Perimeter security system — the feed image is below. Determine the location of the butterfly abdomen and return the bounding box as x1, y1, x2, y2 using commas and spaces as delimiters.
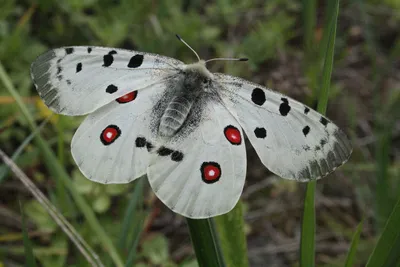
159, 96, 193, 137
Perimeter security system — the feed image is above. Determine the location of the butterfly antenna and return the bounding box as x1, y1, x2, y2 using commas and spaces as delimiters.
205, 57, 248, 63
176, 34, 201, 62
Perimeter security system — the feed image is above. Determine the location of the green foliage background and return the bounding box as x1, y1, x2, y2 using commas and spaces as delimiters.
0, 0, 399, 266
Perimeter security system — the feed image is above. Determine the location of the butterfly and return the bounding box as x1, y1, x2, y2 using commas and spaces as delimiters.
30, 35, 352, 219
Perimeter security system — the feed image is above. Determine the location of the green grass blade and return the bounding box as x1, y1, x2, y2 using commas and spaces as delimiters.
0, 62, 124, 267
375, 118, 393, 230
187, 218, 226, 267
366, 195, 400, 267
20, 202, 38, 267
214, 201, 249, 267
318, 1, 337, 65
125, 214, 146, 267
118, 178, 146, 267
118, 178, 145, 250
302, 0, 318, 102
317, 0, 339, 115
302, 0, 316, 53
300, 1, 339, 267
344, 218, 364, 267
300, 181, 316, 267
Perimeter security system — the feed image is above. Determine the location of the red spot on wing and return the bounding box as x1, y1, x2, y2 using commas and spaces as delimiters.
224, 125, 242, 145
116, 91, 137, 103
201, 162, 221, 184
100, 125, 121, 145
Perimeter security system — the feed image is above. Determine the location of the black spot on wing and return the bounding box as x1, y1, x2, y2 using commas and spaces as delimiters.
128, 54, 144, 68
135, 137, 146, 147
251, 88, 266, 106
65, 47, 74, 54
103, 55, 113, 67
302, 126, 310, 137
76, 62, 82, 73
103, 51, 117, 67
57, 66, 62, 74
106, 84, 118, 94
279, 98, 291, 116
171, 151, 184, 162
254, 127, 267, 138
320, 117, 329, 127
304, 107, 310, 114
157, 146, 173, 156
87, 47, 92, 53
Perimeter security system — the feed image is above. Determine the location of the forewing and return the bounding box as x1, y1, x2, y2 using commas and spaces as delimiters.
215, 73, 352, 181
31, 46, 183, 115
147, 99, 246, 218
71, 82, 167, 184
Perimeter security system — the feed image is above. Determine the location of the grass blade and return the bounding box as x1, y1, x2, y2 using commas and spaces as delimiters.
118, 178, 147, 267
366, 195, 400, 267
302, 0, 318, 102
187, 218, 226, 267
344, 218, 364, 267
302, 0, 316, 53
317, 0, 339, 115
300, 1, 340, 266
118, 178, 145, 250
125, 214, 146, 267
215, 201, 249, 267
300, 181, 316, 267
20, 202, 37, 267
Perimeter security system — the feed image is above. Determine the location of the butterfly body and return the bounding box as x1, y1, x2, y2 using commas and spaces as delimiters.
157, 61, 213, 138
31, 45, 352, 218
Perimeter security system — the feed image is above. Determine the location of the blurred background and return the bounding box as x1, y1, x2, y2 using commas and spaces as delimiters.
0, 0, 399, 266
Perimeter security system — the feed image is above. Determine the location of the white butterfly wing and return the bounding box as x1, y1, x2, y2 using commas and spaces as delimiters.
147, 99, 246, 218
215, 73, 352, 181
71, 82, 167, 184
31, 46, 183, 116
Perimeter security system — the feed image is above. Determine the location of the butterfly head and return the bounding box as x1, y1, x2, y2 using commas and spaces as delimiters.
176, 34, 247, 80
184, 60, 213, 79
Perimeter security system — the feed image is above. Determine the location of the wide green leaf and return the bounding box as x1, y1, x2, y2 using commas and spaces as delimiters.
215, 201, 249, 267
187, 218, 226, 267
